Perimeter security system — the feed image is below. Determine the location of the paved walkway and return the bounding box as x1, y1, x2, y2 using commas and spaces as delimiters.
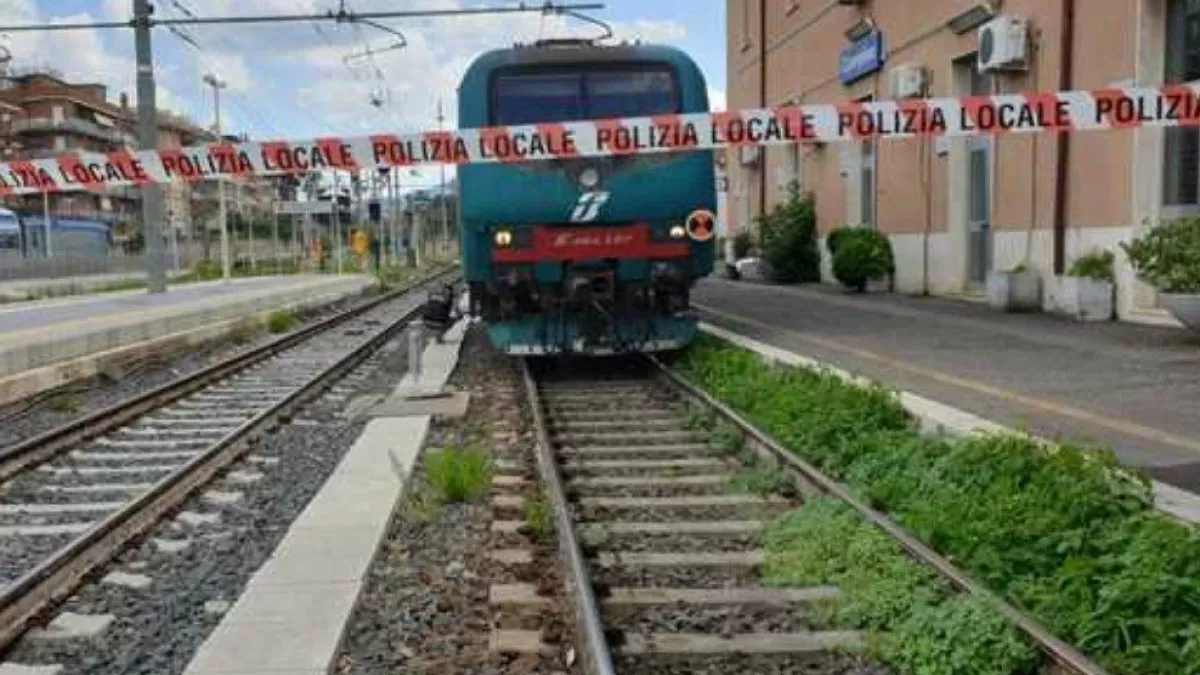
694, 278, 1200, 493
0, 274, 375, 405
0, 276, 312, 332
0, 271, 189, 302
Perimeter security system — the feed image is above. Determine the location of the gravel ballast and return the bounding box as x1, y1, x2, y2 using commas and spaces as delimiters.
0, 297, 424, 675
334, 325, 582, 675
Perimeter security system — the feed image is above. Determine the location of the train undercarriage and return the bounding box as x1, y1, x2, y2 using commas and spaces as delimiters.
470, 260, 697, 355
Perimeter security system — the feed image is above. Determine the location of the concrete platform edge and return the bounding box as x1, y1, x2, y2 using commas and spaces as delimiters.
182, 316, 472, 675
0, 280, 373, 408
698, 322, 1200, 525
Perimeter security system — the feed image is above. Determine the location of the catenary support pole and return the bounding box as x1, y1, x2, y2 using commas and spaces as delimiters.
205, 73, 231, 282
133, 0, 167, 294
40, 188, 51, 259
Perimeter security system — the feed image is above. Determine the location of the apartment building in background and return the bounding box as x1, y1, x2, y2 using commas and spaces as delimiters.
0, 67, 282, 242
726, 0, 1200, 324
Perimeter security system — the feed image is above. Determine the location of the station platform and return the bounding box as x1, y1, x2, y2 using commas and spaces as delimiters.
0, 274, 375, 407
0, 271, 187, 302
694, 278, 1200, 496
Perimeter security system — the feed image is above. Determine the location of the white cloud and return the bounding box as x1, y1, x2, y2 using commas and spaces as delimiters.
3, 0, 697, 145
708, 88, 726, 112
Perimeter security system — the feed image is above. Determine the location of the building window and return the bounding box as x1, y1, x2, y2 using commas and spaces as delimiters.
861, 138, 876, 228
51, 105, 64, 125
1164, 0, 1200, 205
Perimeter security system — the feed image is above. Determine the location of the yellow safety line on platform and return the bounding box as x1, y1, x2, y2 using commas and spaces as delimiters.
695, 303, 1200, 459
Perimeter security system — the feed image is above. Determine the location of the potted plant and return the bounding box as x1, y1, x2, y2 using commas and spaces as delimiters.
1058, 249, 1115, 321
1122, 217, 1200, 331
987, 262, 1042, 312
829, 225, 894, 293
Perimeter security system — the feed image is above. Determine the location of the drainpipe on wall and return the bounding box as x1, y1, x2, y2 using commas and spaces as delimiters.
1052, 0, 1075, 275
758, 0, 768, 224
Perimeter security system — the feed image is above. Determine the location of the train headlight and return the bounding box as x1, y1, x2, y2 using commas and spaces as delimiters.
494, 229, 514, 248
579, 167, 600, 189
669, 225, 686, 240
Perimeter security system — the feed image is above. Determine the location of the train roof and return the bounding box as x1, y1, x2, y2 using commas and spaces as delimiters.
460, 41, 705, 88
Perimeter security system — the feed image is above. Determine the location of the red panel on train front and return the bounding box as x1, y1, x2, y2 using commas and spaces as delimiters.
491, 223, 690, 263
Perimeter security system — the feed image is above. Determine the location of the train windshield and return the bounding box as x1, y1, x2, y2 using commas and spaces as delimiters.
493, 66, 677, 125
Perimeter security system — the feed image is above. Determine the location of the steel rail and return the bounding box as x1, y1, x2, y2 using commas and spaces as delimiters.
0, 269, 459, 654
520, 359, 616, 675
0, 267, 458, 484
652, 357, 1110, 675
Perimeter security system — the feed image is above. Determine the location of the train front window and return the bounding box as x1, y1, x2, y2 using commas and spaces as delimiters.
494, 73, 584, 126
492, 66, 678, 125
587, 70, 676, 119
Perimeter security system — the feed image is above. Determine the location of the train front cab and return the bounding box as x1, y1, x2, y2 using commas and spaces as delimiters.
457, 43, 717, 356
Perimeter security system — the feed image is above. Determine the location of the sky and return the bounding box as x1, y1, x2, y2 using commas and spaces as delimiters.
0, 0, 727, 143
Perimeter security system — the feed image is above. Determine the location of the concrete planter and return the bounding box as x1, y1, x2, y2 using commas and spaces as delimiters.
1161, 293, 1200, 332
987, 270, 1042, 312
1058, 276, 1114, 322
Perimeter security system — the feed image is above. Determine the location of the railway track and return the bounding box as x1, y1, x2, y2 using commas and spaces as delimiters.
0, 268, 458, 654
519, 355, 1111, 675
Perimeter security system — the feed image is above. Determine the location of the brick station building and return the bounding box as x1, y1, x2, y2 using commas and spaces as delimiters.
725, 0, 1200, 324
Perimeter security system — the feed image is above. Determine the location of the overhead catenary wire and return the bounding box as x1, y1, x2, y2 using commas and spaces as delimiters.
0, 4, 608, 32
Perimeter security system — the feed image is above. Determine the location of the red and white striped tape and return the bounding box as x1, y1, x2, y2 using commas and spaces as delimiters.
1, 84, 1197, 197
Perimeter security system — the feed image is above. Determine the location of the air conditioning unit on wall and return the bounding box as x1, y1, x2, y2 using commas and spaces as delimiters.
890, 64, 928, 99
978, 15, 1029, 72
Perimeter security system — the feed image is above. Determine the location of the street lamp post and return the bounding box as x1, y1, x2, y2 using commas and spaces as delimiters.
203, 72, 231, 282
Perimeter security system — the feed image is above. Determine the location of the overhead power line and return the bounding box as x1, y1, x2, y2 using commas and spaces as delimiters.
0, 3, 607, 32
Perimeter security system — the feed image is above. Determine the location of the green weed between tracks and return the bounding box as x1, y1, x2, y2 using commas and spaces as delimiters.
766, 499, 1037, 675
673, 334, 1200, 675
523, 488, 554, 544
424, 446, 492, 504
266, 309, 300, 334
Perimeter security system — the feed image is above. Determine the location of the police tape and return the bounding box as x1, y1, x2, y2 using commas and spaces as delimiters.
2, 84, 1199, 197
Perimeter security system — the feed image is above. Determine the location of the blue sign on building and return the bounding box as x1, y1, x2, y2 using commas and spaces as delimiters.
839, 31, 886, 85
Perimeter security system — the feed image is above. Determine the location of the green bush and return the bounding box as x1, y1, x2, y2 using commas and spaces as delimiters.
673, 334, 1200, 675
1121, 217, 1200, 293
732, 230, 754, 260
831, 227, 894, 292
1068, 249, 1115, 282
756, 183, 820, 283
424, 447, 492, 504
826, 227, 848, 258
